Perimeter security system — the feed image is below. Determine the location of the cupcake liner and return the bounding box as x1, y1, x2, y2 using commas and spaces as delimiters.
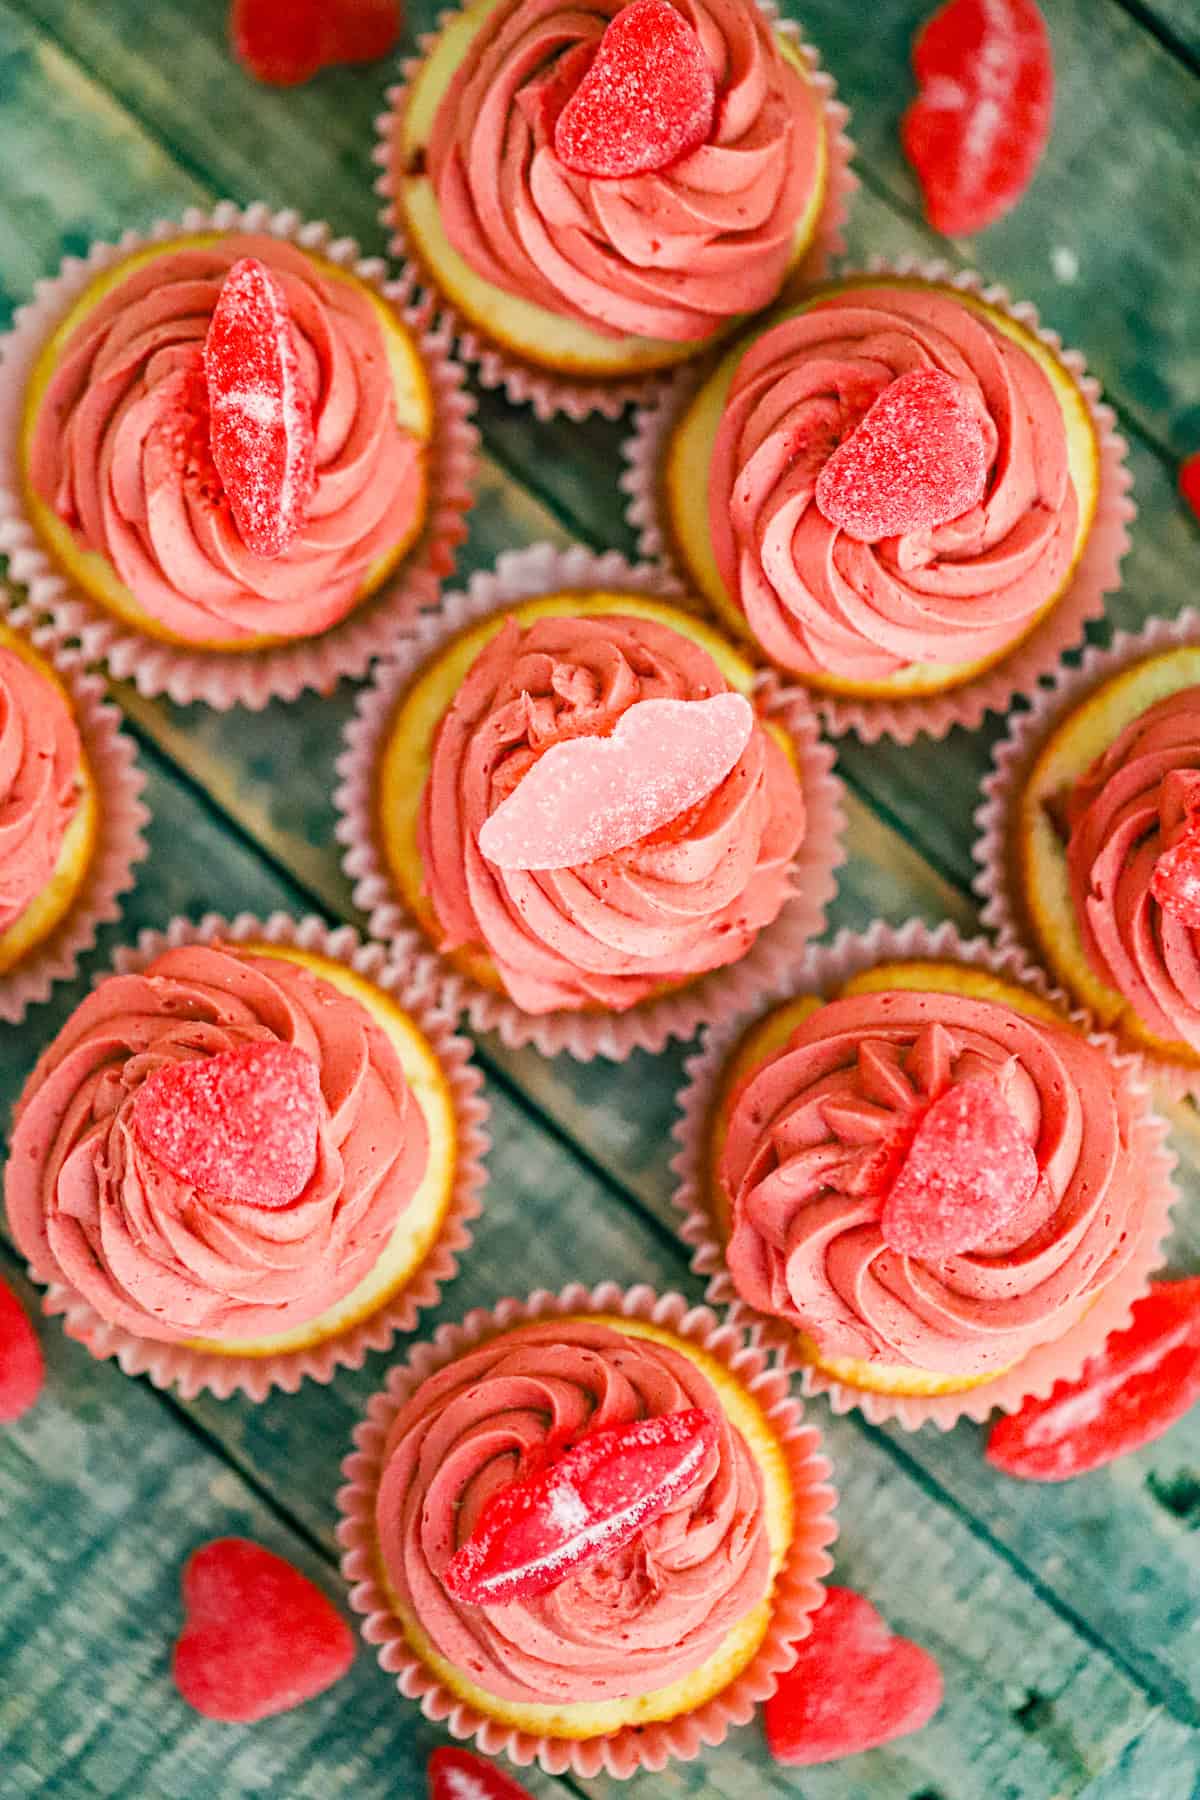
622, 256, 1134, 742
336, 1280, 837, 1779
334, 540, 847, 1060
0, 202, 478, 711
671, 917, 1178, 1430
35, 912, 489, 1401
374, 2, 856, 422
0, 604, 147, 1024
976, 606, 1200, 1103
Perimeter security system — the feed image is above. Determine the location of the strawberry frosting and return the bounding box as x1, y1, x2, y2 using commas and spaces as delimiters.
1066, 686, 1200, 1051
709, 287, 1081, 680
417, 612, 806, 1013
722, 988, 1144, 1377
423, 0, 822, 342
0, 646, 81, 934
5, 945, 428, 1343
28, 235, 423, 645
374, 1316, 771, 1703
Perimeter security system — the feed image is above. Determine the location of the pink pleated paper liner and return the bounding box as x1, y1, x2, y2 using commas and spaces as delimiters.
622, 256, 1135, 743
670, 917, 1179, 1431
0, 605, 147, 1024
36, 912, 489, 1401
373, 2, 856, 422
0, 202, 478, 711
334, 540, 847, 1060
976, 607, 1200, 1104
336, 1280, 837, 1780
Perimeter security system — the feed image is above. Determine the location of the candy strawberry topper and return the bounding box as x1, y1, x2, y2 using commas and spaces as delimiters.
879, 1079, 1042, 1259
815, 369, 991, 544
1152, 774, 1200, 929
0, 1277, 44, 1426
131, 1041, 322, 1209
203, 256, 316, 558
230, 0, 401, 88
427, 1747, 534, 1800
554, 0, 716, 180
442, 1407, 719, 1607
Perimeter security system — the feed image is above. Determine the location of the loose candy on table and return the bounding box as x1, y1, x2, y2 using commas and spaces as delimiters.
1181, 454, 1200, 525
880, 1078, 1041, 1259
0, 1277, 44, 1425
230, 0, 401, 87
554, 0, 716, 179
427, 1748, 534, 1800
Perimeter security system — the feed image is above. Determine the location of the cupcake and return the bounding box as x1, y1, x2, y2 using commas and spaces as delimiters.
382, 0, 852, 416
336, 545, 845, 1059
0, 613, 145, 1023
0, 205, 476, 708
672, 922, 1176, 1428
338, 1284, 836, 1778
979, 616, 1200, 1099
4, 917, 487, 1398
629, 269, 1131, 739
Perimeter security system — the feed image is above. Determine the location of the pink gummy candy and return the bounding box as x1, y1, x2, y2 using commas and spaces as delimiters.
880, 1079, 1040, 1259
442, 1408, 719, 1607
203, 256, 316, 558
815, 368, 990, 543
0, 1277, 44, 1425
131, 1041, 322, 1209
477, 691, 754, 872
554, 0, 716, 179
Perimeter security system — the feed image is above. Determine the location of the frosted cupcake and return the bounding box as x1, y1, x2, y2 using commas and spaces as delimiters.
338, 1286, 836, 1777
382, 0, 852, 415
4, 920, 487, 1398
631, 271, 1130, 739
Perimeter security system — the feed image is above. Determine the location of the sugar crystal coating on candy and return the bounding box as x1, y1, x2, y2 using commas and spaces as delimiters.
230, 0, 401, 87
476, 691, 755, 872
131, 1041, 322, 1209
764, 1586, 943, 1766
1153, 797, 1200, 929
173, 1537, 354, 1722
442, 1407, 719, 1606
0, 1277, 44, 1425
880, 1078, 1040, 1258
815, 368, 991, 543
203, 256, 316, 557
988, 1279, 1200, 1481
427, 1747, 535, 1800
554, 0, 716, 180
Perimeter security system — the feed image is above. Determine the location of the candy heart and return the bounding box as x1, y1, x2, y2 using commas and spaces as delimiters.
173, 1538, 354, 1722
443, 1407, 719, 1607
554, 0, 716, 179
0, 1277, 44, 1425
765, 1586, 943, 1766
988, 1279, 1200, 1481
427, 1747, 534, 1800
477, 691, 754, 872
901, 0, 1054, 237
815, 368, 990, 543
1153, 810, 1200, 930
880, 1079, 1040, 1259
204, 256, 316, 557
230, 0, 401, 87
1182, 453, 1200, 526
131, 1041, 322, 1209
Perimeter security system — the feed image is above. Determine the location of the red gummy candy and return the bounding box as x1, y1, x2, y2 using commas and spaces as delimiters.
555, 0, 716, 179
230, 0, 401, 87
203, 256, 316, 558
0, 1277, 44, 1425
1153, 813, 1200, 930
815, 369, 990, 543
173, 1538, 354, 1722
131, 1041, 322, 1209
765, 1586, 943, 1766
1182, 453, 1200, 525
881, 1079, 1040, 1259
443, 1407, 719, 1607
428, 1747, 534, 1800
902, 0, 1054, 237
988, 1279, 1200, 1482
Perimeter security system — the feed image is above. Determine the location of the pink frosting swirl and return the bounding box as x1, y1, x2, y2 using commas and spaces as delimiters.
28, 235, 423, 645
425, 0, 821, 342
418, 612, 806, 1012
375, 1316, 770, 1703
5, 944, 428, 1343
722, 988, 1142, 1377
710, 287, 1081, 680
0, 646, 81, 933
1066, 686, 1200, 1052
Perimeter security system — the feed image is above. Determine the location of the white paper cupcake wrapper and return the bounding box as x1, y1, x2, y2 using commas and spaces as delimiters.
0, 202, 478, 710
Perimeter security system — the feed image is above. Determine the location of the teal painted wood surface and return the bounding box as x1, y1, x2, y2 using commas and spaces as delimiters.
0, 2, 1198, 1797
